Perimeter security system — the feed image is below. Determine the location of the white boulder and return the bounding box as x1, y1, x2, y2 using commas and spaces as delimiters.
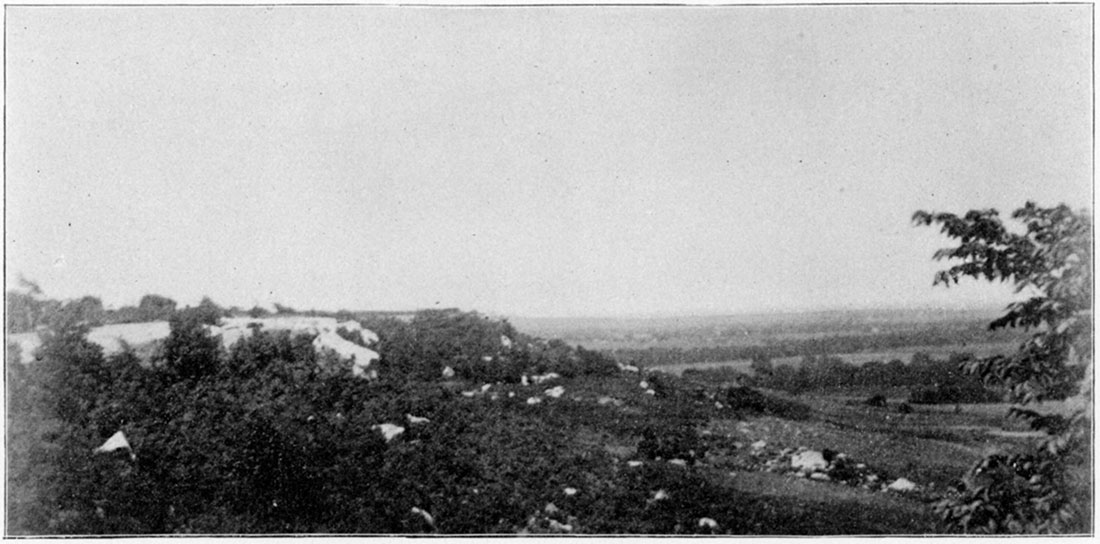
791, 450, 829, 472
887, 478, 918, 492
531, 372, 561, 384
372, 423, 405, 442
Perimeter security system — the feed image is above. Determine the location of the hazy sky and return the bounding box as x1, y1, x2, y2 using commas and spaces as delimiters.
5, 5, 1092, 317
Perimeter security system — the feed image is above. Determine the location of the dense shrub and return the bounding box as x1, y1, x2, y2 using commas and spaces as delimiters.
724, 386, 812, 420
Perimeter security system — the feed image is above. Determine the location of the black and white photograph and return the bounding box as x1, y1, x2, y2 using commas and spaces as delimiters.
3, 2, 1093, 535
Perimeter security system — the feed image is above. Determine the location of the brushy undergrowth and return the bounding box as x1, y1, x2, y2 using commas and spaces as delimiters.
8, 309, 938, 535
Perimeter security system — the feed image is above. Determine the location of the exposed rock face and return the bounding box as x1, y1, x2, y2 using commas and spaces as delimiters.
8, 331, 46, 364
9, 316, 380, 378
8, 322, 173, 364
88, 322, 173, 354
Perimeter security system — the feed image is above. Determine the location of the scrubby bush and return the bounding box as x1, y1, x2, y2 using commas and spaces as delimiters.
724, 386, 812, 420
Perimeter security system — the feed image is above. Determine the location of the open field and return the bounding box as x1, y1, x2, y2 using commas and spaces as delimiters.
769, 341, 1019, 368
643, 341, 1019, 377
509, 308, 1013, 351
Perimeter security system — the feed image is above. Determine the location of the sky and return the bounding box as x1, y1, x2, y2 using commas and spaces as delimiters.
4, 5, 1093, 317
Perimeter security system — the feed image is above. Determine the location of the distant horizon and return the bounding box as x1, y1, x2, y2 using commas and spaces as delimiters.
7, 277, 1012, 321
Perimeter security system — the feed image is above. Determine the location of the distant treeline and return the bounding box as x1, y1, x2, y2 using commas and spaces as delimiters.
5, 281, 382, 334
732, 352, 1003, 403
611, 325, 1021, 369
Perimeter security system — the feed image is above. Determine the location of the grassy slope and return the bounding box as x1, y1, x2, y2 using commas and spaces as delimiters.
531, 372, 998, 534
566, 367, 1065, 534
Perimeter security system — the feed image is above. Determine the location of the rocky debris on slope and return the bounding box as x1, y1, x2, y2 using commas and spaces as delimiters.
522, 502, 579, 534
750, 444, 902, 491
530, 372, 561, 385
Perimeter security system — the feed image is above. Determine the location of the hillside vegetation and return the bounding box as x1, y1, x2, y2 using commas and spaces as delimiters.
7, 295, 972, 535
6, 282, 1087, 534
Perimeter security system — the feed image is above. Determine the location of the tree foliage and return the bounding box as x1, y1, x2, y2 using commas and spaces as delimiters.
913, 202, 1092, 534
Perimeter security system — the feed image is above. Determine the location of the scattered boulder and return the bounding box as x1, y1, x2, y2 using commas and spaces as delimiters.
531, 372, 561, 384
698, 517, 719, 530
545, 386, 565, 398
372, 423, 405, 442
410, 506, 435, 528
887, 477, 918, 492
791, 450, 828, 472
94, 430, 134, 459
442, 366, 456, 378
547, 519, 573, 533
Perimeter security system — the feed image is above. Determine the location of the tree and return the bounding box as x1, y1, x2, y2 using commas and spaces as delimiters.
53, 296, 106, 329
137, 294, 177, 322
161, 311, 222, 380
913, 202, 1091, 533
